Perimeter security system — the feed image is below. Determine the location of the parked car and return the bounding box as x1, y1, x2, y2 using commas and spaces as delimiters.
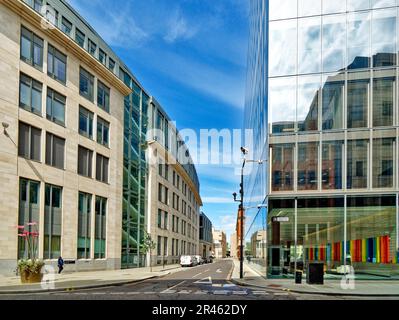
180, 255, 197, 267
194, 255, 204, 265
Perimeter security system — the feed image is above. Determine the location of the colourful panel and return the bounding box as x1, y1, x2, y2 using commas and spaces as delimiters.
376, 237, 381, 263
362, 239, 367, 263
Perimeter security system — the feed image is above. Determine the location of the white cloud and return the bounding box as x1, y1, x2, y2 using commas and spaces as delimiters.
164, 9, 198, 43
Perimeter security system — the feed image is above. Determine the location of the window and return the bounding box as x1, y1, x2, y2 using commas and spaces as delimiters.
78, 192, 91, 259
163, 237, 168, 256
88, 39, 97, 56
108, 58, 115, 72
19, 73, 42, 115
75, 28, 85, 48
157, 236, 162, 256
79, 106, 93, 139
79, 67, 94, 101
78, 146, 93, 178
95, 196, 107, 259
48, 45, 67, 84
158, 209, 162, 228
164, 212, 168, 230
158, 184, 168, 204
96, 154, 109, 183
45, 5, 58, 26
18, 122, 41, 161
18, 178, 40, 259
46, 88, 66, 126
44, 184, 62, 259
97, 81, 110, 112
347, 140, 368, 189
20, 26, 43, 68
46, 132, 65, 169
97, 117, 109, 147
61, 17, 72, 36
99, 49, 107, 65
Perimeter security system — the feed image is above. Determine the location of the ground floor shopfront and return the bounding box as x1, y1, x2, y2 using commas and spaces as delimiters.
248, 194, 399, 280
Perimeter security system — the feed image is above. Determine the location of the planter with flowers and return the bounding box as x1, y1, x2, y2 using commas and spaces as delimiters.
17, 222, 44, 284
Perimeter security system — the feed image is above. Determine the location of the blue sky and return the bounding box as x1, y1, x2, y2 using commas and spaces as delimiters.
67, 0, 250, 242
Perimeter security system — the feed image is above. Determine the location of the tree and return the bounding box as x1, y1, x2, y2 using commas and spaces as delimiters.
142, 231, 157, 272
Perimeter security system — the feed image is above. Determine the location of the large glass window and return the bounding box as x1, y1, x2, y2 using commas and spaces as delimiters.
322, 141, 343, 190
373, 69, 395, 127
20, 26, 43, 69
347, 71, 370, 129
88, 39, 97, 56
44, 184, 62, 259
348, 0, 371, 11
78, 192, 91, 259
18, 178, 40, 259
298, 0, 321, 17
298, 16, 321, 74
79, 106, 93, 139
48, 45, 67, 84
372, 8, 397, 67
348, 12, 371, 69
267, 199, 295, 276
297, 75, 320, 132
269, 20, 297, 77
46, 88, 66, 126
322, 75, 344, 130
347, 196, 396, 276
297, 198, 345, 275
79, 68, 94, 102
18, 122, 41, 162
269, 0, 297, 20
271, 144, 294, 191
78, 146, 93, 178
97, 81, 110, 112
347, 139, 369, 189
19, 73, 42, 115
96, 154, 109, 183
97, 117, 109, 147
322, 14, 346, 72
322, 0, 346, 14
269, 77, 296, 134
298, 142, 318, 191
373, 138, 394, 188
45, 132, 65, 169
95, 196, 107, 259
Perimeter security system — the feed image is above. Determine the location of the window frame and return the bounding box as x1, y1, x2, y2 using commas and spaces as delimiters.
79, 106, 94, 139
96, 153, 109, 184
97, 116, 110, 147
18, 122, 41, 162
19, 73, 42, 116
45, 132, 65, 170
97, 80, 110, 112
79, 67, 94, 102
46, 87, 66, 126
20, 25, 43, 69
78, 145, 93, 178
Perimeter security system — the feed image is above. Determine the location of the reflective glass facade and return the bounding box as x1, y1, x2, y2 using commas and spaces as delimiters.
245, 0, 399, 279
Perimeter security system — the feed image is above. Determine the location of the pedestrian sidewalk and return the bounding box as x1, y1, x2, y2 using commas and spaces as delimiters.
230, 259, 399, 297
0, 264, 182, 294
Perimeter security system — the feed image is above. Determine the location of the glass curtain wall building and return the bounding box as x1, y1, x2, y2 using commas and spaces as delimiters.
245, 0, 399, 279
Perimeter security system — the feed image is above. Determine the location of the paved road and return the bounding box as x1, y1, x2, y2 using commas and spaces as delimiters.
0, 259, 397, 300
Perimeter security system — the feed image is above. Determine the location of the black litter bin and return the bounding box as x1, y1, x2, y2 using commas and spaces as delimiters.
295, 271, 302, 284
306, 263, 324, 285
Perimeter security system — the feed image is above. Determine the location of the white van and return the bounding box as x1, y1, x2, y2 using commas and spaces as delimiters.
180, 255, 197, 267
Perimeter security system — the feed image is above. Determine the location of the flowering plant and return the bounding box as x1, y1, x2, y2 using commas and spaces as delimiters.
17, 222, 44, 274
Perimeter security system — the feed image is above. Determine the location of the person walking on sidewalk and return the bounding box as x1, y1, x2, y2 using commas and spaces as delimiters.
58, 256, 64, 274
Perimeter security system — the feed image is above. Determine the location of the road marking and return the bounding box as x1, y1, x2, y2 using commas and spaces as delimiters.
252, 291, 269, 296
194, 290, 208, 295
143, 292, 157, 295
233, 291, 248, 295
216, 269, 223, 273
126, 292, 140, 295
274, 293, 289, 296
160, 289, 177, 294
223, 284, 236, 288
73, 293, 88, 295
213, 290, 230, 295
91, 292, 107, 295
194, 277, 212, 285
165, 280, 186, 291
192, 272, 203, 278
178, 290, 191, 294
204, 269, 210, 273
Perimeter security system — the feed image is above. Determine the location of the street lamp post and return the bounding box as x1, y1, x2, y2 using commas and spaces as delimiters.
233, 147, 267, 279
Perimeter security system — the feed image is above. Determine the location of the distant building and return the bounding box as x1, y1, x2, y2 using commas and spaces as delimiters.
199, 212, 213, 259
212, 228, 226, 259
230, 232, 237, 258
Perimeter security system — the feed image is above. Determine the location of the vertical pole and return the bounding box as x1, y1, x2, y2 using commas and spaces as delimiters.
240, 159, 245, 279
